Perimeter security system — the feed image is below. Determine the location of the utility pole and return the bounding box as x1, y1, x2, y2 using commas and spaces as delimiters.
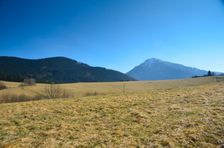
123, 83, 126, 95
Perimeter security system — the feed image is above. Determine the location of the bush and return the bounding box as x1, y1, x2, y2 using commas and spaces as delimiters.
84, 92, 100, 97
0, 84, 73, 104
0, 82, 7, 90
0, 94, 32, 103
38, 84, 72, 99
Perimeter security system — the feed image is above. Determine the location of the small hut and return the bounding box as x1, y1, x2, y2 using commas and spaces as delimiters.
23, 78, 36, 86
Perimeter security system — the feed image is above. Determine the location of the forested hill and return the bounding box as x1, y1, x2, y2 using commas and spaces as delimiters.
0, 56, 134, 83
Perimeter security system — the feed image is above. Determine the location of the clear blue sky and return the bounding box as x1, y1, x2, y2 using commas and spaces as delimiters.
0, 0, 224, 73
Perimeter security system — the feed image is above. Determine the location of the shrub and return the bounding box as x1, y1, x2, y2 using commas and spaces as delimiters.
38, 84, 72, 99
0, 82, 7, 90
0, 84, 73, 104
0, 94, 32, 103
84, 92, 99, 97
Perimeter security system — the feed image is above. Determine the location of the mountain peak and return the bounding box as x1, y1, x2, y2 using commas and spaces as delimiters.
143, 58, 162, 67
145, 58, 161, 62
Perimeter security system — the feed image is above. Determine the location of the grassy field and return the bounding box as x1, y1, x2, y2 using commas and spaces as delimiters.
0, 76, 219, 98
0, 77, 224, 147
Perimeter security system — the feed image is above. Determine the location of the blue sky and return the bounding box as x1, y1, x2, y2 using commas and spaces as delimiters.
0, 0, 224, 73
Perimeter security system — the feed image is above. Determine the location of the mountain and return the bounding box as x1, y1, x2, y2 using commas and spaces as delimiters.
127, 58, 208, 80
0, 56, 134, 83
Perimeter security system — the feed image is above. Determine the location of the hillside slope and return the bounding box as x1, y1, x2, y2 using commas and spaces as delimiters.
0, 56, 134, 83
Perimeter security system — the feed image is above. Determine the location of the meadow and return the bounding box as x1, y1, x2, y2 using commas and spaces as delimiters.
0, 77, 224, 147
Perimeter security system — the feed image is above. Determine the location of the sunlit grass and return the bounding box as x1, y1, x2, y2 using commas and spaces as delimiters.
0, 77, 224, 147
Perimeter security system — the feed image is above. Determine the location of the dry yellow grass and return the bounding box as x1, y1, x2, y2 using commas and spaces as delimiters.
0, 77, 224, 147
0, 77, 219, 98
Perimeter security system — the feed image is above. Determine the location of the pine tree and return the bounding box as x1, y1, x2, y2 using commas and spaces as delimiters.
208, 70, 212, 76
